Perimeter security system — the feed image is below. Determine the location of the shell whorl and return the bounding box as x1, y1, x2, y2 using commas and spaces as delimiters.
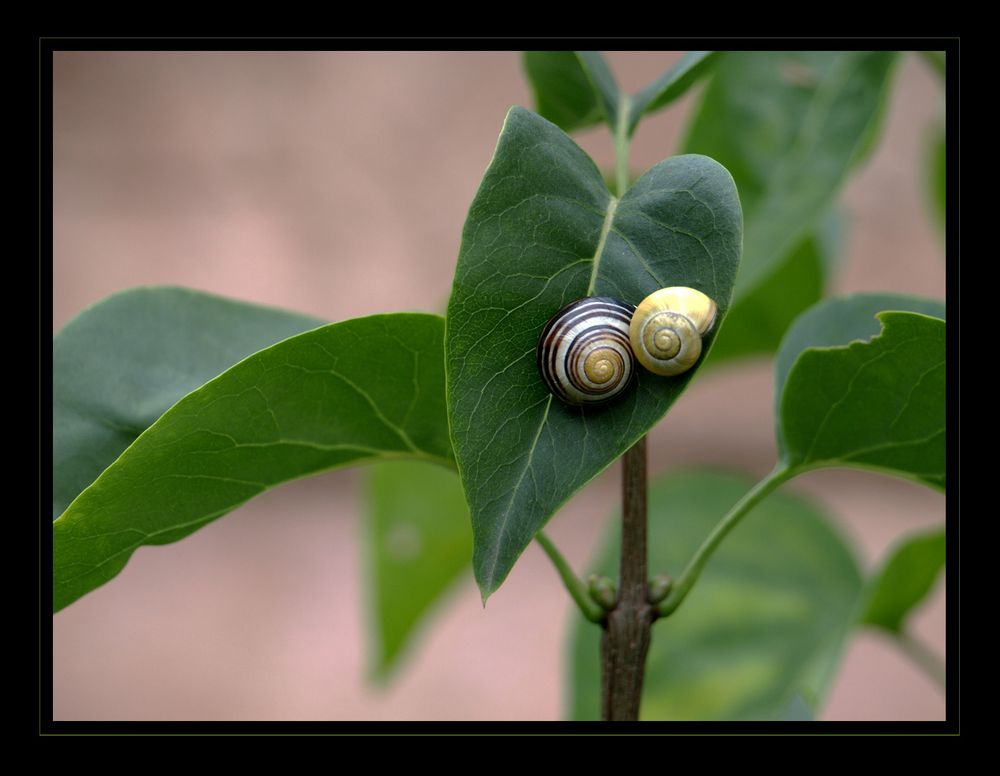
537, 297, 637, 405
629, 287, 718, 376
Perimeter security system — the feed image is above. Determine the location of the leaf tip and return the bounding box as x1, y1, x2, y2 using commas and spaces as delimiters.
477, 570, 502, 607
504, 104, 530, 125
365, 660, 394, 689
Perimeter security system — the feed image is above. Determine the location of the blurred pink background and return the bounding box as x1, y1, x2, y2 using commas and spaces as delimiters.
52, 50, 947, 721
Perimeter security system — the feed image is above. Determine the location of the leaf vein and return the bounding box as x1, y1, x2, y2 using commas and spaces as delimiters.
480, 397, 552, 588
801, 336, 925, 461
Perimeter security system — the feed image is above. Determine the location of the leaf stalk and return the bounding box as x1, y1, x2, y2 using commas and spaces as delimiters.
658, 465, 794, 618
601, 435, 656, 720
535, 531, 605, 623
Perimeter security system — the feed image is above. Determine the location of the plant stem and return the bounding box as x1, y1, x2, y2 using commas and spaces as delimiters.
895, 630, 946, 691
535, 530, 604, 623
601, 435, 655, 721
658, 465, 794, 618
596, 94, 648, 722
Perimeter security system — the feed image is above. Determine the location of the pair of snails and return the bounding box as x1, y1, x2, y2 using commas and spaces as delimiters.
537, 287, 717, 406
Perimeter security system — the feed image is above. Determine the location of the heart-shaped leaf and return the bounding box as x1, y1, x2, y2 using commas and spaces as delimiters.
777, 302, 945, 488
860, 527, 946, 634
54, 313, 451, 612
366, 460, 471, 679
53, 287, 323, 520
570, 471, 862, 720
446, 107, 741, 600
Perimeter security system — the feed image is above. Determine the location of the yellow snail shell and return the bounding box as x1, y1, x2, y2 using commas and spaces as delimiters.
629, 287, 718, 376
537, 297, 637, 405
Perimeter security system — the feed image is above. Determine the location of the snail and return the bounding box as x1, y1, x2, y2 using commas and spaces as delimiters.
537, 297, 637, 405
629, 287, 718, 376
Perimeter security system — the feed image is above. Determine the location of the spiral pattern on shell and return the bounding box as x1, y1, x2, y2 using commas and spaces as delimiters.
537, 297, 637, 405
629, 287, 718, 376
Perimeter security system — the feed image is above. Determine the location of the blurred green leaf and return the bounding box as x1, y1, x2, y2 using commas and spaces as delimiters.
576, 51, 621, 130
53, 287, 322, 519
366, 461, 472, 679
446, 107, 741, 601
777, 308, 945, 489
569, 471, 862, 720
707, 227, 827, 366
919, 50, 946, 80
684, 51, 897, 305
522, 52, 604, 133
524, 51, 718, 138
710, 209, 847, 366
54, 313, 452, 612
779, 693, 815, 721
861, 527, 945, 633
627, 51, 719, 135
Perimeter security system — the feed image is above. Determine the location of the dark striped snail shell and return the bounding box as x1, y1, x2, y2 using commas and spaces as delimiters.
537, 297, 637, 405
629, 287, 718, 376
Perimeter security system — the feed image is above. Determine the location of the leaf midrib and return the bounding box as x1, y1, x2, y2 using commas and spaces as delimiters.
797, 334, 929, 462
480, 188, 622, 590
480, 396, 552, 589
585, 195, 619, 295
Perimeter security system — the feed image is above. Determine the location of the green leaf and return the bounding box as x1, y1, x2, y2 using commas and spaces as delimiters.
861, 527, 945, 634
777, 307, 945, 488
522, 52, 604, 133
683, 51, 897, 303
569, 471, 862, 720
524, 51, 719, 139
706, 223, 831, 366
53, 287, 323, 520
778, 693, 815, 721
919, 50, 946, 80
575, 51, 621, 131
627, 51, 719, 136
775, 293, 945, 404
446, 107, 741, 601
54, 313, 451, 612
365, 460, 471, 679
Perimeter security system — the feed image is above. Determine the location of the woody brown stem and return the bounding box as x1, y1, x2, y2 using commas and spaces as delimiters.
601, 435, 655, 721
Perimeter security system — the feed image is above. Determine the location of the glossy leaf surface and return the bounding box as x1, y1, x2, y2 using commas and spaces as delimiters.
446, 107, 741, 599
53, 287, 322, 519
54, 313, 451, 611
778, 307, 945, 488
